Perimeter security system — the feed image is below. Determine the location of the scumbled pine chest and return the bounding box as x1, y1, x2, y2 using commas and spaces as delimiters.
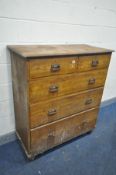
8, 44, 113, 159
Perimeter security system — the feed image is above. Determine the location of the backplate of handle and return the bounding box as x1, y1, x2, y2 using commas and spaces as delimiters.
51, 64, 60, 72
85, 99, 92, 105
91, 60, 99, 67
49, 85, 59, 93
88, 78, 96, 85
48, 108, 57, 116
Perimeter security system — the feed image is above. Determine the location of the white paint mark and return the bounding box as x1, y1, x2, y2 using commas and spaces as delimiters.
71, 60, 76, 68
72, 60, 76, 64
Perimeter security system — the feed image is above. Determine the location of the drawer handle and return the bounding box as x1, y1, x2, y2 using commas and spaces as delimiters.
49, 85, 58, 93
85, 99, 92, 105
91, 60, 99, 67
88, 78, 96, 85
51, 64, 60, 72
48, 109, 57, 116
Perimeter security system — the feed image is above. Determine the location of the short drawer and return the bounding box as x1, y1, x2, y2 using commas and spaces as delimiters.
30, 108, 99, 154
78, 54, 111, 72
29, 56, 77, 79
29, 69, 107, 103
29, 54, 111, 79
30, 87, 103, 128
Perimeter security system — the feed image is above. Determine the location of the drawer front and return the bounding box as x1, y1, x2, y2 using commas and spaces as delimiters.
29, 54, 111, 79
30, 87, 103, 128
78, 54, 111, 72
29, 56, 77, 79
31, 108, 99, 154
29, 69, 107, 103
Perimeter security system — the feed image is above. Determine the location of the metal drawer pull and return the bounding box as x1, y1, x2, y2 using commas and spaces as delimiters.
88, 78, 96, 85
85, 99, 92, 105
51, 64, 60, 72
49, 85, 58, 93
92, 60, 99, 67
48, 109, 57, 116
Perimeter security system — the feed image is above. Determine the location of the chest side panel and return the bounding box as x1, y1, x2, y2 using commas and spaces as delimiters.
11, 53, 30, 152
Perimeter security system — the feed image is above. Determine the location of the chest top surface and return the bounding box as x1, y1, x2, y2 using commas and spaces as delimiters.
8, 44, 113, 58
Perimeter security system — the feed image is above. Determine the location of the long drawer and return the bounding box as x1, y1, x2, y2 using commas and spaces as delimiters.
29, 54, 111, 79
29, 69, 107, 103
30, 108, 99, 154
30, 87, 103, 128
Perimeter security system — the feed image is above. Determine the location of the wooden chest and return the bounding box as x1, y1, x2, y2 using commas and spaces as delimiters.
8, 44, 113, 159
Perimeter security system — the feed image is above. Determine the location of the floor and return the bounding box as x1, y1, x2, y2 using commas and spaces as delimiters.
0, 102, 116, 175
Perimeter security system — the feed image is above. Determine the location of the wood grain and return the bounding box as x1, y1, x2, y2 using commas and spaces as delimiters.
11, 52, 30, 153
29, 69, 108, 103
8, 44, 113, 58
78, 54, 111, 72
29, 56, 77, 79
30, 87, 103, 128
29, 54, 111, 79
31, 108, 99, 155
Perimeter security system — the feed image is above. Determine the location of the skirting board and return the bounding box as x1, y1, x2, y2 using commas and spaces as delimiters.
0, 97, 116, 146
0, 131, 16, 146
100, 97, 116, 108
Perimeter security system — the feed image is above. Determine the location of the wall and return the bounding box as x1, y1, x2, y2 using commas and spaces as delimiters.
0, 0, 116, 136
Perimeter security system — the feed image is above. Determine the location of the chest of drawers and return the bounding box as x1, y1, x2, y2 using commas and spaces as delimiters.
8, 44, 113, 159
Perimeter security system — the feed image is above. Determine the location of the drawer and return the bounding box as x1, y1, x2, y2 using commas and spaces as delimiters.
29, 69, 107, 103
29, 54, 111, 79
30, 108, 99, 154
30, 87, 103, 128
29, 56, 77, 79
78, 54, 111, 72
